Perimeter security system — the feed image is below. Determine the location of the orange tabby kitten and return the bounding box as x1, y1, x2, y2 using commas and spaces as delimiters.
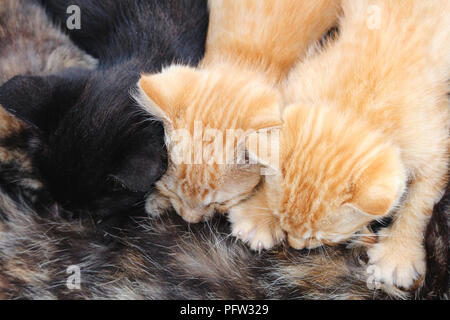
230, 0, 450, 288
135, 0, 340, 226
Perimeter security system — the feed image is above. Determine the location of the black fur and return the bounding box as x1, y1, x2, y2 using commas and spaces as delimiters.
418, 185, 449, 299
0, 0, 209, 223
37, 0, 208, 68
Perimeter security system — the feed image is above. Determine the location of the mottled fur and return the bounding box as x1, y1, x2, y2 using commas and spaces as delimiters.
1, 187, 448, 299
0, 0, 208, 223
0, 0, 96, 85
202, 0, 341, 83
233, 0, 450, 289
0, 0, 96, 152
138, 0, 341, 225
0, 201, 387, 299
37, 0, 208, 69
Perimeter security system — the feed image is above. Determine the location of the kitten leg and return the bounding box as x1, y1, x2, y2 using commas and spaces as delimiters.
367, 166, 447, 289
229, 189, 285, 251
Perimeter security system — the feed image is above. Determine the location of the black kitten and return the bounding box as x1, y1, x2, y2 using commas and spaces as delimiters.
37, 0, 208, 68
0, 0, 209, 224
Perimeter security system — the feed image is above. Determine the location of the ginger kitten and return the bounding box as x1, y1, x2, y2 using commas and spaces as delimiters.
136, 0, 340, 226
231, 0, 450, 289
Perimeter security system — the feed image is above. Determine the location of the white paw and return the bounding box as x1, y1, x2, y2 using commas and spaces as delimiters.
367, 239, 426, 289
231, 216, 285, 252
145, 192, 172, 217
287, 235, 322, 250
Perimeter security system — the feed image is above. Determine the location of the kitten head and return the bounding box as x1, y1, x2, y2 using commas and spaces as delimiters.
262, 104, 407, 249
0, 65, 167, 220
136, 64, 282, 223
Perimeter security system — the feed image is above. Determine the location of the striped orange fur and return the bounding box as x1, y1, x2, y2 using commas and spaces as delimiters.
136, 0, 340, 224
232, 0, 450, 289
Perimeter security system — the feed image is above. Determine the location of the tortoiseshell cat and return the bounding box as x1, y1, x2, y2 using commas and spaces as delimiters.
137, 0, 341, 237
231, 0, 450, 289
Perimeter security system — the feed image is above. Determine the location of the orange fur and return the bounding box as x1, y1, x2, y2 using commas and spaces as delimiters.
233, 0, 450, 289
137, 0, 340, 223
138, 64, 281, 222
202, 0, 340, 83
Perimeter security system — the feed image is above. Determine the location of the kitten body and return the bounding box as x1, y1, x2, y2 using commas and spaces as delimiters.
0, 0, 208, 223
201, 0, 341, 83
37, 0, 208, 69
0, 0, 96, 211
138, 0, 341, 231
233, 0, 450, 289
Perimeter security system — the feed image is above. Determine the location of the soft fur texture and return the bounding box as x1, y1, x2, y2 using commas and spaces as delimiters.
138, 0, 341, 226
0, 0, 97, 218
0, 176, 448, 299
0, 0, 209, 225
0, 0, 96, 85
202, 0, 341, 83
422, 184, 449, 299
0, 0, 448, 301
232, 0, 450, 290
0, 168, 444, 301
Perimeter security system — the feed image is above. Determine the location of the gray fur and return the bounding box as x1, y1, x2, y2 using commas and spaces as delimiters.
0, 0, 96, 85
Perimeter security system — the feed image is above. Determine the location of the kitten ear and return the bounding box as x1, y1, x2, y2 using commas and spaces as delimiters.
239, 96, 283, 173
0, 75, 57, 131
349, 147, 406, 216
242, 127, 281, 175
0, 69, 89, 134
137, 65, 197, 128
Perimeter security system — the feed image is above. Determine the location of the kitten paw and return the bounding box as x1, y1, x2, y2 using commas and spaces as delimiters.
229, 207, 285, 252
145, 192, 172, 217
287, 235, 322, 250
367, 238, 426, 289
